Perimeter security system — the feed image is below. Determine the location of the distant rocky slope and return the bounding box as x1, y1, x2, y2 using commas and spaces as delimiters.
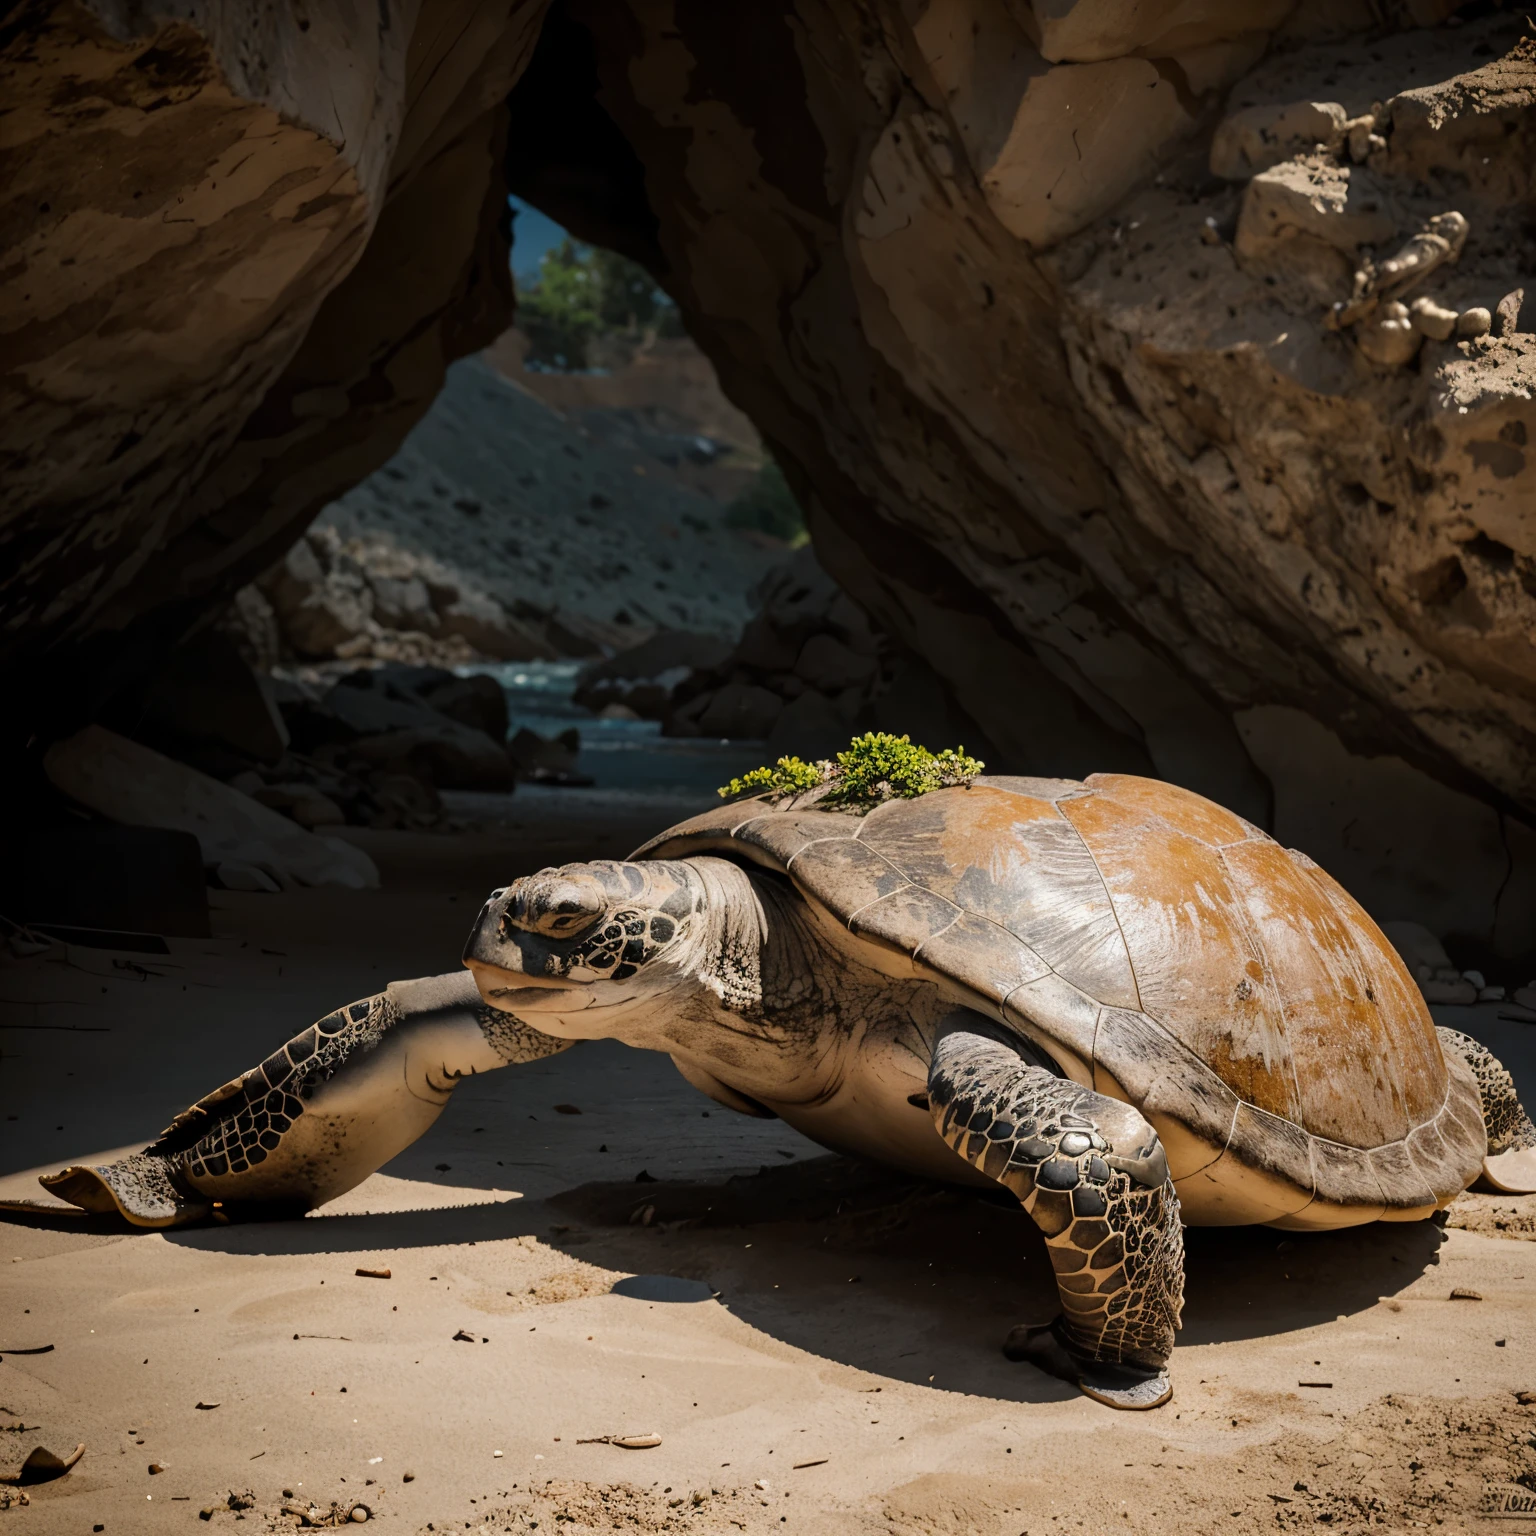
231, 355, 784, 666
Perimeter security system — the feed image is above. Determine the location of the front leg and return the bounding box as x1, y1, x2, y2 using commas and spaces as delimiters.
41, 972, 573, 1227
928, 1027, 1183, 1410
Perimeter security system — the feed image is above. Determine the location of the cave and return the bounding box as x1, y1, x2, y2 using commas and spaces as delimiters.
6, 4, 1536, 1524
2, 0, 1535, 962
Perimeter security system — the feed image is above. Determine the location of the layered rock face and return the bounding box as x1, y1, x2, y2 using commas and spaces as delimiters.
1, 0, 545, 731
552, 0, 1535, 955
3, 0, 1533, 957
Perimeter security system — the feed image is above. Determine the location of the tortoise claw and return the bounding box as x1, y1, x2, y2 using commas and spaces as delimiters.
1004, 1320, 1172, 1410
39, 1154, 209, 1229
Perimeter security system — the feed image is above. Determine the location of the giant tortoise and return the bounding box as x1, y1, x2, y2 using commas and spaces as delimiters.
41, 762, 1536, 1410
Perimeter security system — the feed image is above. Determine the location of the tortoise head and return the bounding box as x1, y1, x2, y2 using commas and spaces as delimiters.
463, 859, 701, 1012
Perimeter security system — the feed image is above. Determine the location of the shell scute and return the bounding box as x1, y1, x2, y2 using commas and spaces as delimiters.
1089, 1006, 1237, 1176
1303, 1139, 1387, 1225
915, 911, 1051, 1005
1056, 787, 1304, 1126
1085, 773, 1262, 847
849, 885, 960, 961
1367, 1137, 1438, 1216
787, 836, 907, 915
856, 784, 1138, 1011
1002, 971, 1101, 1070
740, 813, 858, 869
1219, 838, 1416, 1149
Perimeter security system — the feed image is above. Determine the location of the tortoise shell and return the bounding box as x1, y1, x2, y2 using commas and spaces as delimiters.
634, 773, 1484, 1228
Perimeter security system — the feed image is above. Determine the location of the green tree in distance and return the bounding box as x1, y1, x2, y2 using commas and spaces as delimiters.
518, 239, 684, 371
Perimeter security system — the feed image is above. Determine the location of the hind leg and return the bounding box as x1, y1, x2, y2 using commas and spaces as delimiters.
41, 972, 573, 1227
1436, 1026, 1536, 1193
928, 1026, 1183, 1410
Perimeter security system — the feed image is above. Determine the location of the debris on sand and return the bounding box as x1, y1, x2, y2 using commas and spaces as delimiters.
201, 1490, 255, 1518
0, 1443, 84, 1485
279, 1496, 371, 1526
1450, 1288, 1484, 1301
576, 1433, 663, 1449
195, 1401, 221, 1410
355, 1267, 391, 1280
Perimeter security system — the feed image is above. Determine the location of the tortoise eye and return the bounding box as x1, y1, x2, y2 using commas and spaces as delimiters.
501, 872, 606, 939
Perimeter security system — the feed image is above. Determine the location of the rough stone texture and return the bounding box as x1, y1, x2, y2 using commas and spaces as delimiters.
3, 0, 1535, 963
550, 0, 1535, 957
1, 0, 546, 737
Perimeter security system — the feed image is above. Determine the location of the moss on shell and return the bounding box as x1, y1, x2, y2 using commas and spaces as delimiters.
719, 732, 983, 808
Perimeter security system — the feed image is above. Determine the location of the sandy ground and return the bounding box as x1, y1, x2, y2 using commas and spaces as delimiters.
3, 791, 1536, 1534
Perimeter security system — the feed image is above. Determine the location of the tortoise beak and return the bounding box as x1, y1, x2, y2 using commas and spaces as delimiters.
465, 959, 586, 1013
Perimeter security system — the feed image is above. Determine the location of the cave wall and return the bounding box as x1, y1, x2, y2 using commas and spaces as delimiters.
3, 0, 1534, 957
550, 0, 1535, 954
0, 0, 545, 730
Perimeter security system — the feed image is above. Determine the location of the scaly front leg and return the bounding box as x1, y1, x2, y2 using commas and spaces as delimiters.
41, 972, 572, 1227
928, 1027, 1184, 1410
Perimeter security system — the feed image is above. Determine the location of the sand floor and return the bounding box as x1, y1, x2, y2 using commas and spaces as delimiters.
3, 793, 1535, 1534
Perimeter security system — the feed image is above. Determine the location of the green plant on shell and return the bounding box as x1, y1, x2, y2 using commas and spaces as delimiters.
719, 733, 983, 808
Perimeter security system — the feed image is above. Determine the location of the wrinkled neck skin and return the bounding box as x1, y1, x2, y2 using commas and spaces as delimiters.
501, 857, 898, 1102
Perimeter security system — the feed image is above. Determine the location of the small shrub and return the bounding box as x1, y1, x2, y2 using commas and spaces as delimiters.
719, 733, 982, 808
518, 239, 683, 372
724, 461, 806, 544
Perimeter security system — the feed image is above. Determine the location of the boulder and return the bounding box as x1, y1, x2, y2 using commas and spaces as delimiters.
250, 784, 347, 829
507, 727, 593, 786
136, 631, 290, 766
435, 586, 550, 661
415, 673, 509, 742
1029, 0, 1293, 64
2, 823, 210, 938
1379, 920, 1452, 976
690, 683, 784, 741
337, 665, 509, 741
575, 630, 733, 720
43, 726, 379, 890
765, 688, 852, 761
795, 633, 878, 693
1210, 100, 1349, 180
369, 574, 439, 632
323, 685, 513, 790
257, 537, 380, 660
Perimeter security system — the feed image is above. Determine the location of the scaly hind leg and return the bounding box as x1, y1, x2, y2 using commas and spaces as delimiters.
1436, 1026, 1536, 1193
41, 972, 572, 1227
928, 1026, 1183, 1410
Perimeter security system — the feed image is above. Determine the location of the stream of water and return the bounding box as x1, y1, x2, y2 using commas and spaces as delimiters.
465, 659, 764, 803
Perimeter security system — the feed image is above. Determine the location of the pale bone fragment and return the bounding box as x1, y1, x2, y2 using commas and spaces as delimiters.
1344, 116, 1375, 163
1356, 301, 1422, 366
1495, 288, 1526, 337
1457, 307, 1492, 338
1374, 212, 1468, 297
1331, 212, 1468, 330
1329, 267, 1377, 330
1409, 296, 1458, 341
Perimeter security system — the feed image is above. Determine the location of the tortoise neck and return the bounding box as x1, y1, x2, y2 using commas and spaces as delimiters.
679, 857, 843, 1017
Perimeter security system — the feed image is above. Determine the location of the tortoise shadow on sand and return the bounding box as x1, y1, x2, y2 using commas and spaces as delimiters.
99, 1154, 1448, 1400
